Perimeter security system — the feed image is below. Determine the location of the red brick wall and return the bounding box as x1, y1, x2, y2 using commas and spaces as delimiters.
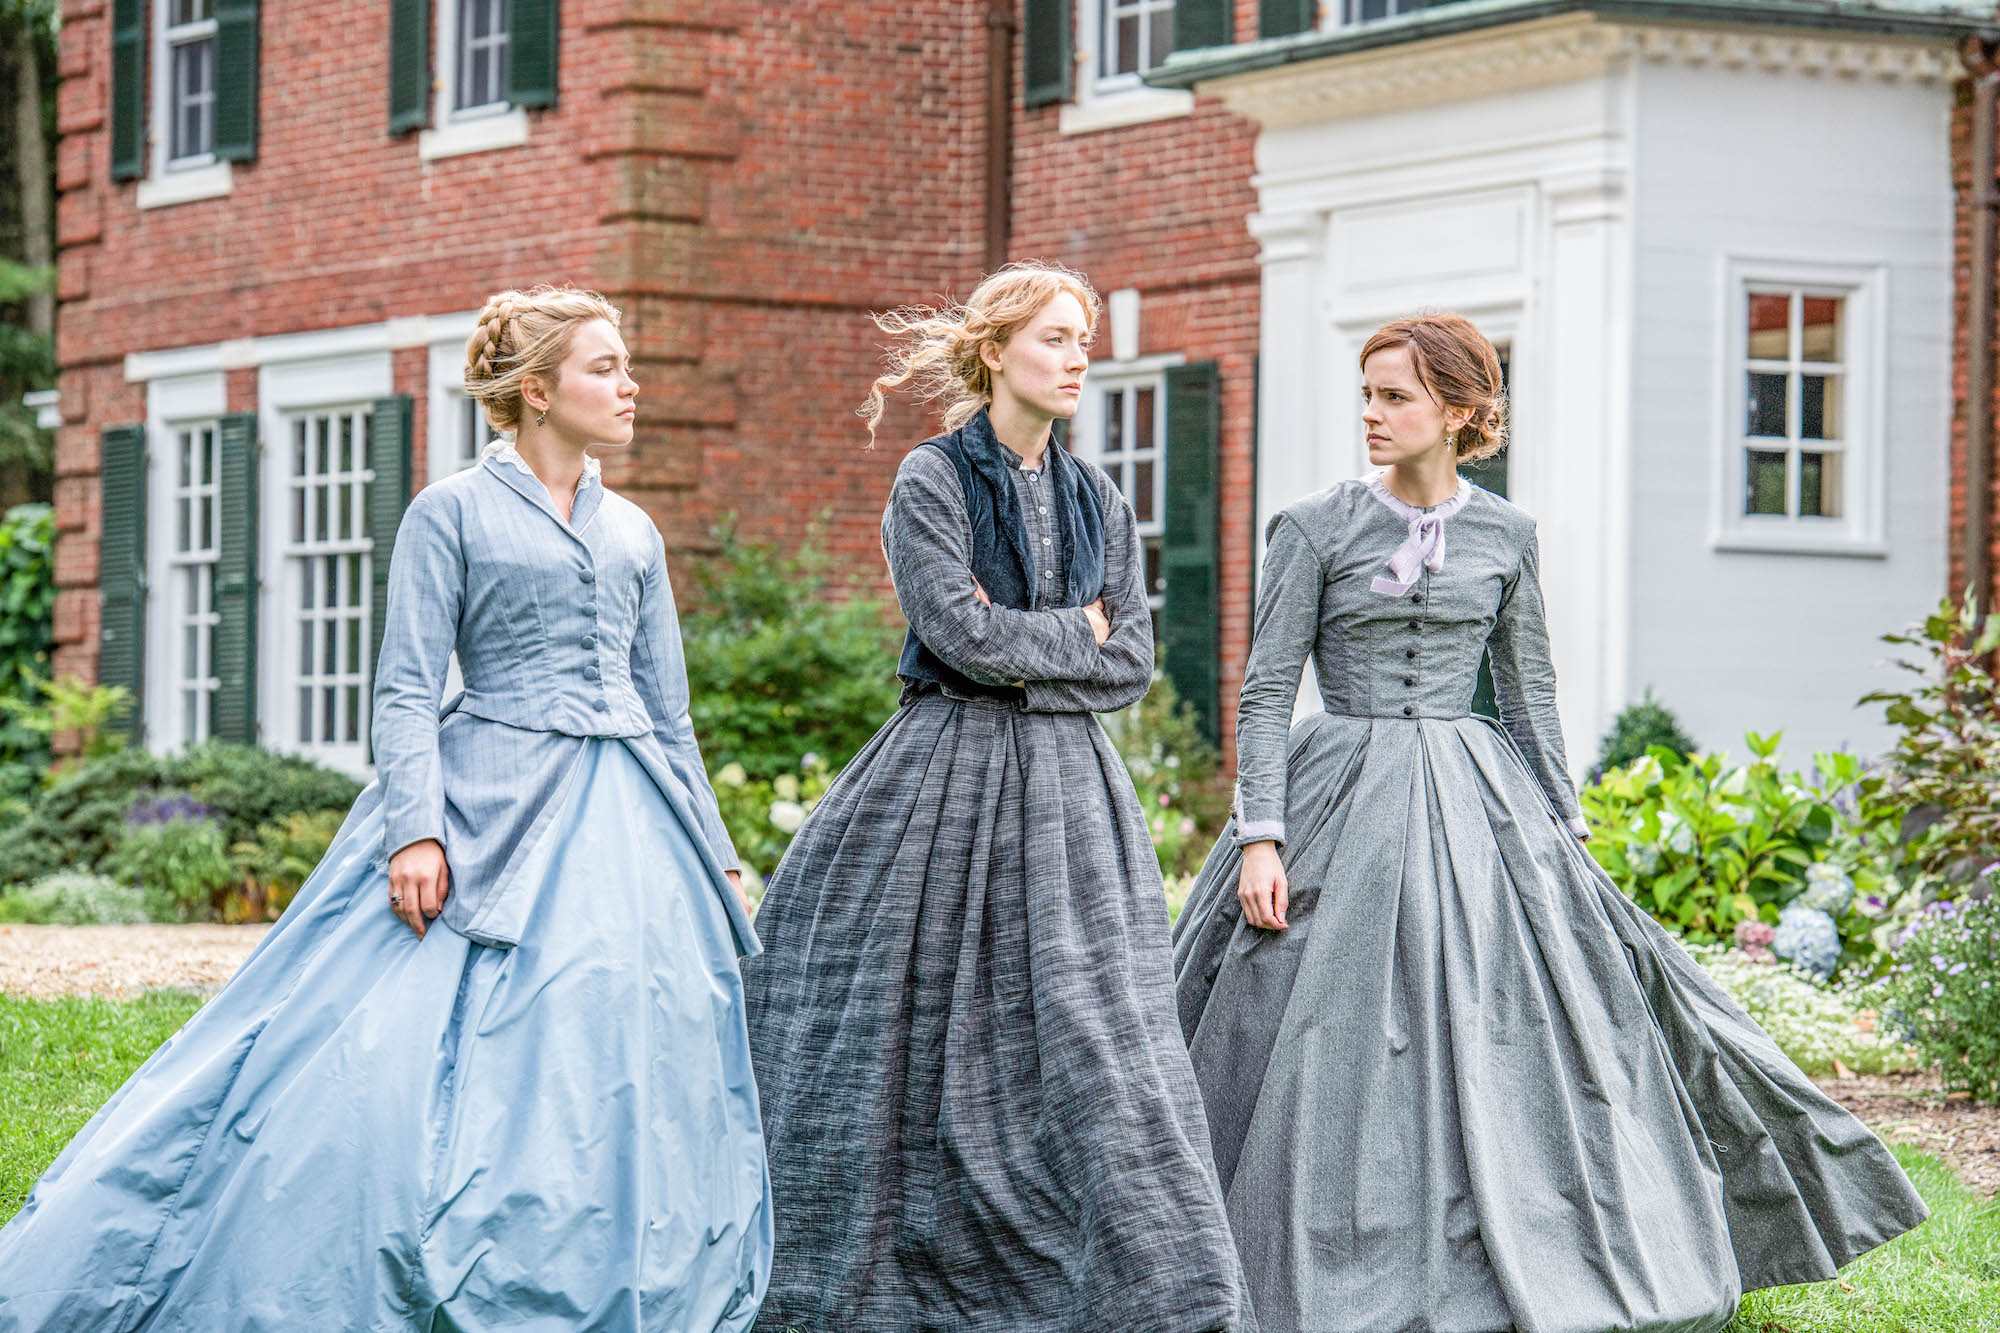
1949, 74, 2000, 605
1008, 5, 1262, 759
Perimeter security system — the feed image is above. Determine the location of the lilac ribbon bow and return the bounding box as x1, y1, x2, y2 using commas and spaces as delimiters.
1371, 513, 1447, 597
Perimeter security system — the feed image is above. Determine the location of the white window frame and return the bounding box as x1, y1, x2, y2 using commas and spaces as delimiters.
257, 352, 393, 779
143, 370, 227, 753
420, 0, 530, 161
1711, 258, 1887, 558
1060, 0, 1193, 136
427, 334, 490, 485
1069, 353, 1185, 611
139, 0, 233, 210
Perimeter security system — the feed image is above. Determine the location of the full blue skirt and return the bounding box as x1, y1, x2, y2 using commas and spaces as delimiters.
0, 738, 771, 1332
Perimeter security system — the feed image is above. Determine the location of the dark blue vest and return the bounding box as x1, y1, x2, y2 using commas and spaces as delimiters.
896, 409, 1107, 701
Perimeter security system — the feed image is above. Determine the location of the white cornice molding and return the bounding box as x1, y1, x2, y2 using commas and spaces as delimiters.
1210, 12, 1956, 128
125, 311, 484, 383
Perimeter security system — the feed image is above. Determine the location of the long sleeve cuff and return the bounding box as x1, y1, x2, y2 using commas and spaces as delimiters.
1565, 815, 1590, 841
1233, 820, 1286, 849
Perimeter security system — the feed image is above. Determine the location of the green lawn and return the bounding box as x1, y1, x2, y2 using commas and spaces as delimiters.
1, 991, 1996, 1331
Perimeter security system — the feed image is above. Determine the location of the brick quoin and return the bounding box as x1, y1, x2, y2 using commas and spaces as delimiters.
1949, 70, 2000, 603
53, 0, 1271, 759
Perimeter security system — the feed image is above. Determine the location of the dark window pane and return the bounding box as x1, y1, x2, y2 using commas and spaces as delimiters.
1104, 390, 1125, 458
1116, 15, 1140, 74
1359, 0, 1390, 22
1746, 372, 1788, 438
1747, 291, 1791, 361
1800, 374, 1841, 440
1144, 538, 1164, 597
1133, 460, 1155, 522
1801, 451, 1843, 519
1745, 449, 1788, 516
1135, 386, 1156, 451
1147, 8, 1172, 69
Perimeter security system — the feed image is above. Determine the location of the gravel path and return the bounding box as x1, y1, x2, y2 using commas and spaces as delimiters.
0, 923, 270, 999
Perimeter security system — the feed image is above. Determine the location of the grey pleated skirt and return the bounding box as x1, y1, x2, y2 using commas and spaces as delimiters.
744, 692, 1255, 1333
1172, 711, 1927, 1333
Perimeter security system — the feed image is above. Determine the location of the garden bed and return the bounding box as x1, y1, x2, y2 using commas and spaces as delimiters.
1819, 1069, 2000, 1200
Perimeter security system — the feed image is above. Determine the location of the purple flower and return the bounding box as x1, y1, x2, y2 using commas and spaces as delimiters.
1934, 954, 1950, 970
1934, 984, 1946, 997
124, 792, 215, 827
1948, 961, 1969, 976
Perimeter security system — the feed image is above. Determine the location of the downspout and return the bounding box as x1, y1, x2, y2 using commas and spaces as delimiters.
1961, 36, 1997, 622
985, 0, 1017, 274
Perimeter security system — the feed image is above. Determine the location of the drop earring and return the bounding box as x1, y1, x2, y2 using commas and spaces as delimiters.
536, 408, 547, 427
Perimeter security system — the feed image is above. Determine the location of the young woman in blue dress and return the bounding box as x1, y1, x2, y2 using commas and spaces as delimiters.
0, 285, 771, 1332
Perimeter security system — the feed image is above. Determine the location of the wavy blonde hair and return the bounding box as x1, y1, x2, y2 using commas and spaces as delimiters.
463, 285, 623, 434
858, 261, 1101, 445
1358, 313, 1510, 461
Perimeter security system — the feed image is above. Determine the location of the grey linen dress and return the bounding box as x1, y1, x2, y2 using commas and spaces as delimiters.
1171, 475, 1927, 1333
742, 444, 1255, 1333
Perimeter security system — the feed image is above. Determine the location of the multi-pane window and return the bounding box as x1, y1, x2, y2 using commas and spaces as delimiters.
452, 394, 485, 471
168, 424, 220, 744
1342, 0, 1431, 23
1099, 380, 1168, 615
1100, 0, 1175, 81
284, 407, 374, 759
1742, 289, 1847, 522
455, 0, 511, 112
165, 0, 217, 162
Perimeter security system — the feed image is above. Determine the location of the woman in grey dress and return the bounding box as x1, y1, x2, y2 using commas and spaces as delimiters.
742, 263, 1253, 1332
1172, 314, 1925, 1333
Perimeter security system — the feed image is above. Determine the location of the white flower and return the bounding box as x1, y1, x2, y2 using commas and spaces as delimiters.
769, 800, 807, 834
801, 752, 821, 769
717, 762, 748, 788
774, 774, 801, 801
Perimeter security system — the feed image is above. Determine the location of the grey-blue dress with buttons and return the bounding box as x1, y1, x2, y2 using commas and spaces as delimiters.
1171, 475, 1925, 1333
0, 444, 772, 1331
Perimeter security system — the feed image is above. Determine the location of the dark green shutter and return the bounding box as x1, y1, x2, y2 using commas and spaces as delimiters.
1174, 0, 1231, 52
1163, 363, 1222, 744
97, 426, 147, 739
1260, 0, 1316, 38
110, 0, 145, 181
389, 0, 431, 134
367, 396, 415, 762
213, 413, 260, 745
1023, 0, 1071, 109
509, 0, 560, 109
213, 0, 260, 161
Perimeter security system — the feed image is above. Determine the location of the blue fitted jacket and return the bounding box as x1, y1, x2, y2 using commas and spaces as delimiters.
359, 444, 753, 954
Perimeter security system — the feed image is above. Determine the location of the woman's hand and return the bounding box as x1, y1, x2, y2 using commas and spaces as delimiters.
1083, 599, 1111, 646
388, 839, 449, 939
971, 575, 991, 606
726, 869, 751, 916
1238, 840, 1288, 931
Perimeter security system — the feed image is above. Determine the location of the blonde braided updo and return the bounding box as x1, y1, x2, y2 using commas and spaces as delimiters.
463, 285, 623, 434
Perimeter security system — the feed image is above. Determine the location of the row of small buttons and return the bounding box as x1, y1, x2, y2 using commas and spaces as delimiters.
1404, 587, 1423, 716
582, 565, 608, 710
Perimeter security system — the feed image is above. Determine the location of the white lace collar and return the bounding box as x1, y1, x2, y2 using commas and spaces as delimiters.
1364, 471, 1470, 522
1364, 472, 1473, 597
482, 438, 602, 492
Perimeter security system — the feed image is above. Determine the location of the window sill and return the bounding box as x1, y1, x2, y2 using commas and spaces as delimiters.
1059, 86, 1194, 136
136, 161, 233, 210
1712, 527, 1887, 559
419, 108, 529, 162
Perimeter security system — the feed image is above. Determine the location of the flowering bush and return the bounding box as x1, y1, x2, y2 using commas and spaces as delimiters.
227, 808, 347, 922
1100, 663, 1230, 878
711, 753, 837, 889
1868, 893, 2000, 1104
106, 798, 235, 922
1686, 941, 1916, 1077
1581, 736, 1899, 968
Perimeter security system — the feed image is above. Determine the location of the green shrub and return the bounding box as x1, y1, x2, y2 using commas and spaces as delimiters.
0, 871, 151, 925
0, 504, 55, 801
1102, 663, 1231, 878
1858, 593, 2000, 900
1594, 688, 1697, 774
683, 522, 903, 780
712, 753, 837, 888
228, 808, 348, 922
1686, 941, 1915, 1077
0, 743, 360, 889
1869, 894, 2000, 1104
1581, 734, 1897, 967
107, 808, 236, 922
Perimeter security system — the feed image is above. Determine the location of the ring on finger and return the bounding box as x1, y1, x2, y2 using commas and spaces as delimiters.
389, 892, 404, 905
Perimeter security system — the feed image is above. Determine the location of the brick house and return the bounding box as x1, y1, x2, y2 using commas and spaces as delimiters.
53, 0, 2000, 784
